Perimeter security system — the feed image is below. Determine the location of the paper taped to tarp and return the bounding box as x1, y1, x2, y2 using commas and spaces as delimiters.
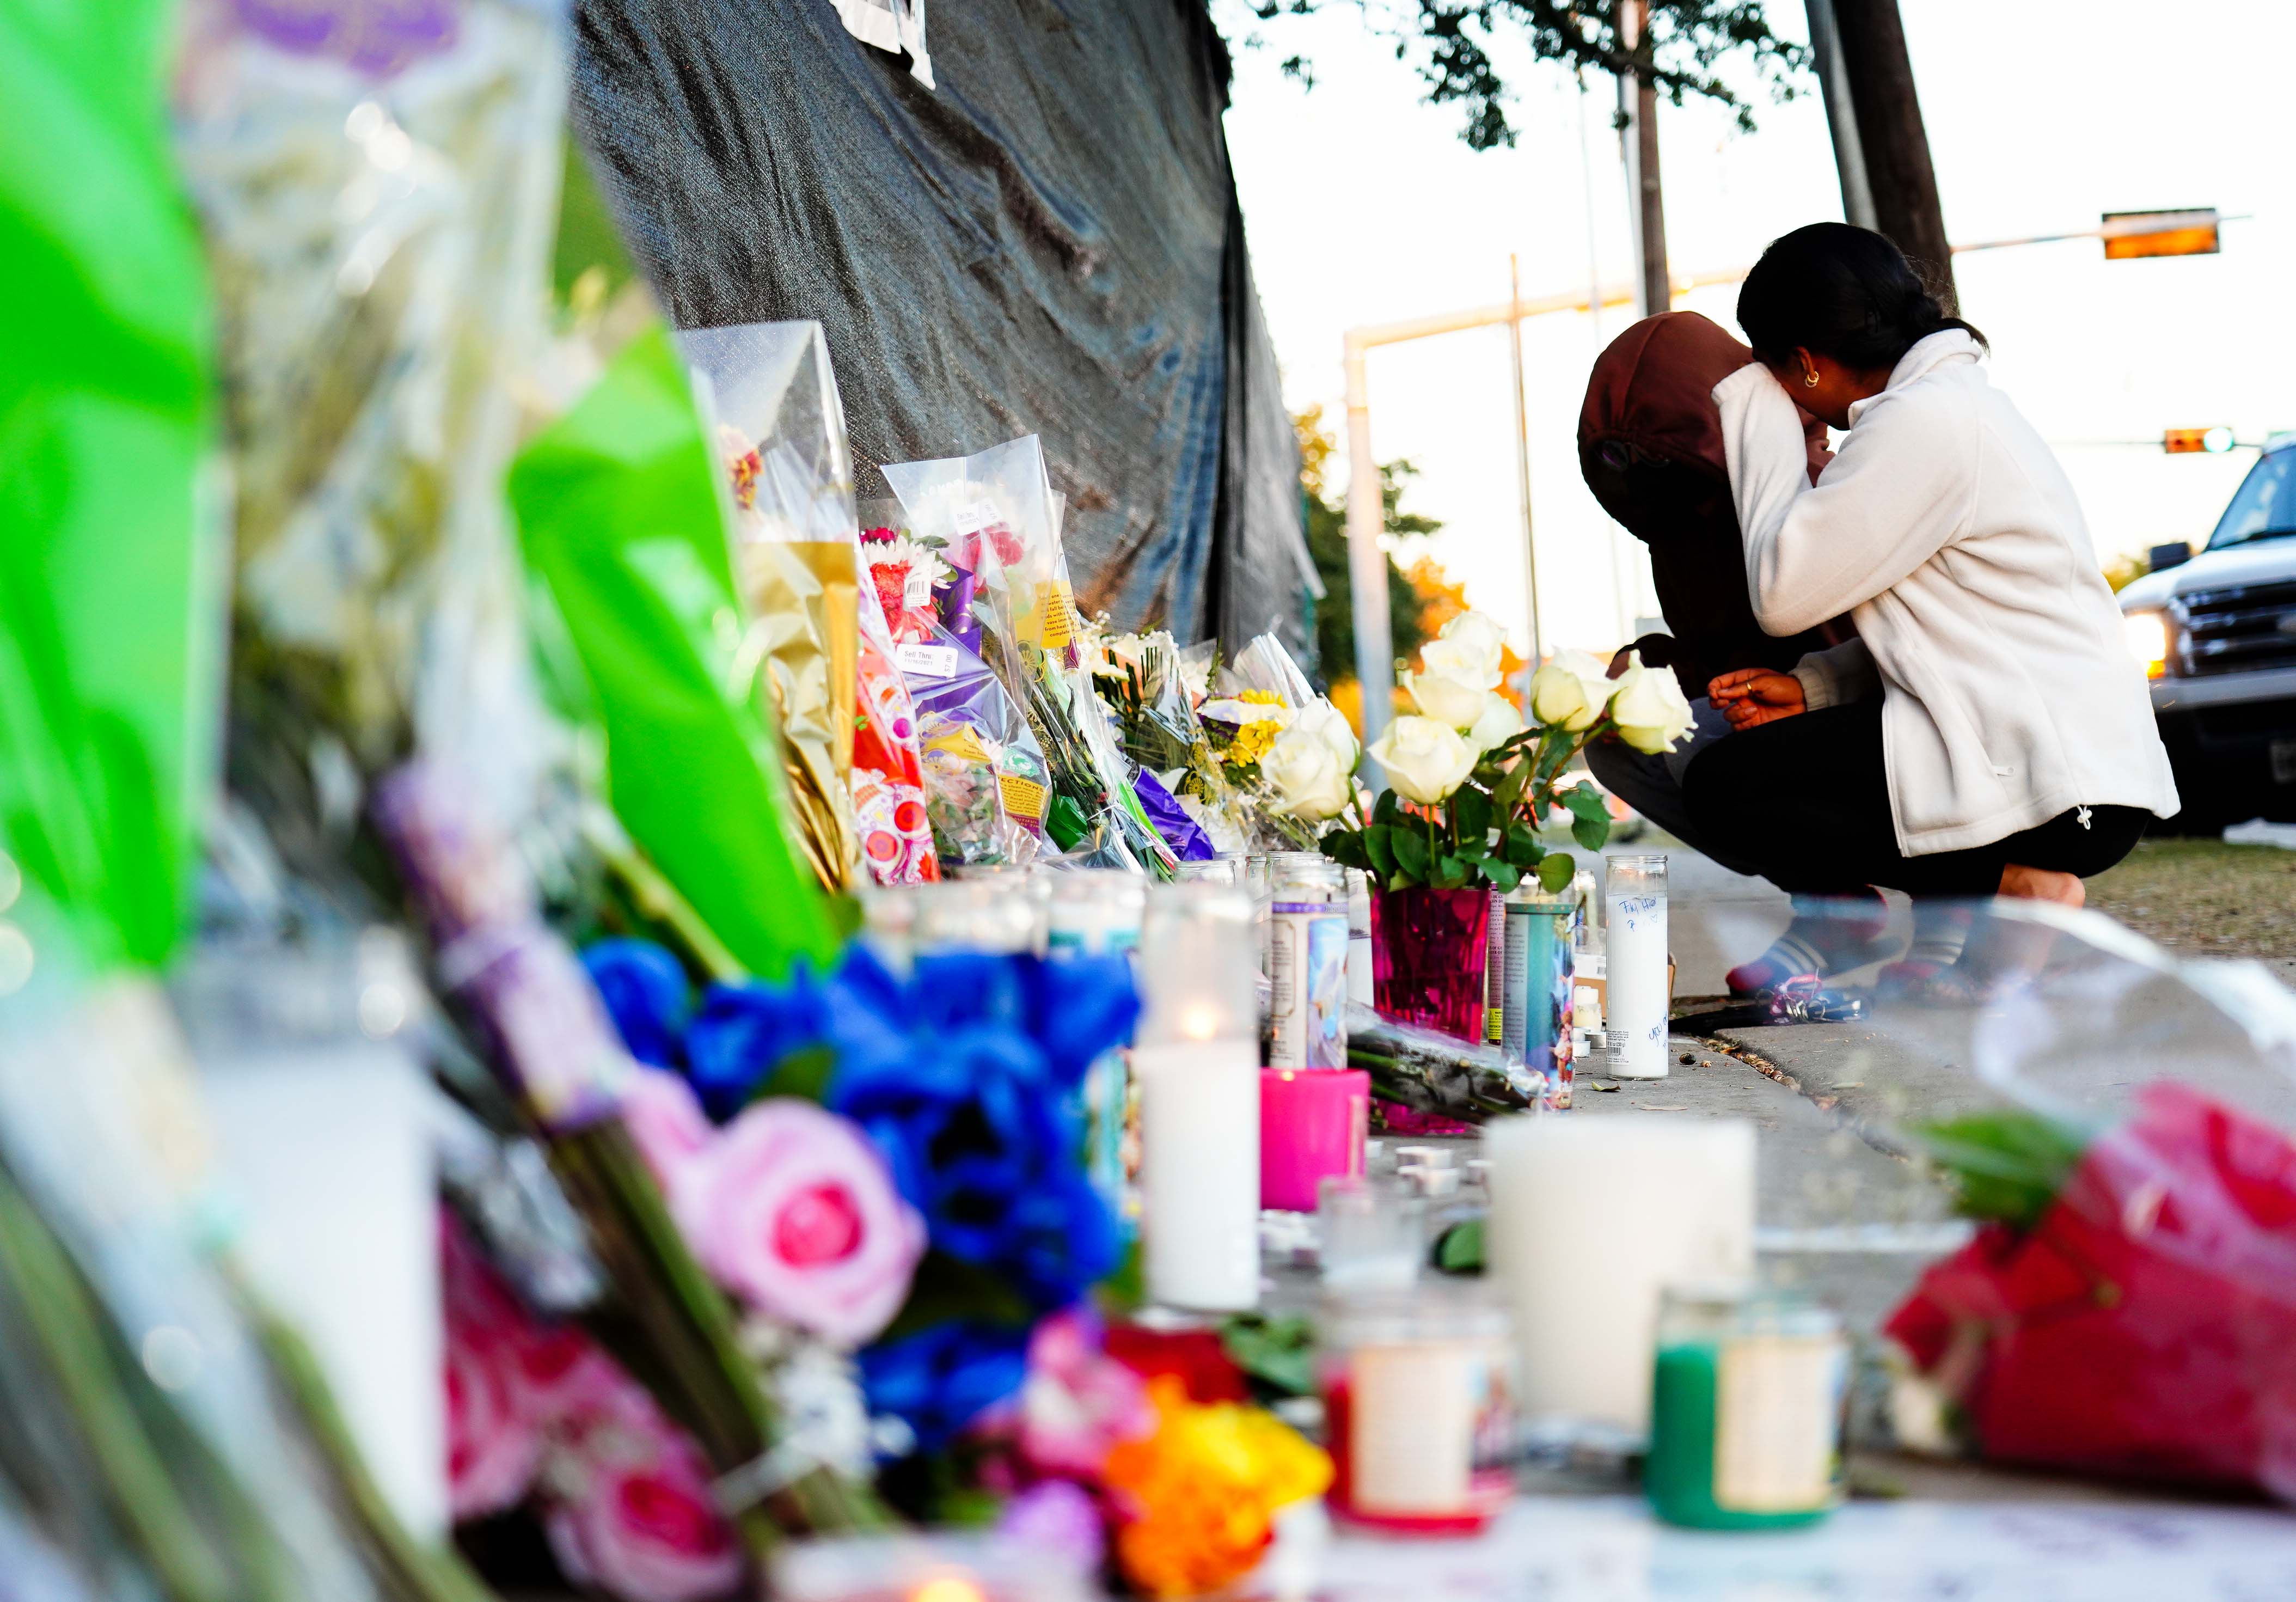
826, 0, 931, 85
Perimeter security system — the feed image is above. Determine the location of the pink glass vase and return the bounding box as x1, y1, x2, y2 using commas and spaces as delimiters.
1370, 885, 1492, 1041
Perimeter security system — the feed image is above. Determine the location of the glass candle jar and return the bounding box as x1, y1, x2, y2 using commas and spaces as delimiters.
1134, 883, 1260, 1311
1319, 1287, 1516, 1533
1317, 1175, 1423, 1292
1645, 1283, 1847, 1530
1267, 858, 1347, 1068
1033, 867, 1144, 957
1603, 854, 1669, 1079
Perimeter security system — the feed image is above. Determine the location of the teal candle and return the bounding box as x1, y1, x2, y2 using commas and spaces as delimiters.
1645, 1287, 1845, 1530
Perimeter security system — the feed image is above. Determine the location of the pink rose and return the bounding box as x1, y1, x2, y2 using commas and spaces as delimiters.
446, 1326, 541, 1519
547, 1416, 745, 1602
621, 1066, 714, 1190
441, 1213, 543, 1518
672, 1099, 924, 1347
1019, 1309, 1154, 1478
510, 1323, 635, 1432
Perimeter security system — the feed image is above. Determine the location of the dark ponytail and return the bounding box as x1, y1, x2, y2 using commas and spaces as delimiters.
1736, 222, 1986, 372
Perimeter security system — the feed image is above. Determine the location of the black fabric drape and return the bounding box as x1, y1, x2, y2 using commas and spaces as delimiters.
571, 0, 1317, 658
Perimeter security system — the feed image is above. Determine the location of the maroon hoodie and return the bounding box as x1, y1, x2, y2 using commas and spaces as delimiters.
1577, 311, 1845, 698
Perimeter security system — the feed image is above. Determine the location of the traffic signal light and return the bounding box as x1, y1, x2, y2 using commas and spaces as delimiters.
2164, 426, 2236, 454
2104, 209, 2221, 260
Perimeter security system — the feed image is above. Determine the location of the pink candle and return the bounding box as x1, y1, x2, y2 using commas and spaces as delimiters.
1259, 1069, 1369, 1212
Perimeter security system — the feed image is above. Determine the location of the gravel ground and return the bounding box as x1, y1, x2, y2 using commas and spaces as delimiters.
2086, 837, 2296, 958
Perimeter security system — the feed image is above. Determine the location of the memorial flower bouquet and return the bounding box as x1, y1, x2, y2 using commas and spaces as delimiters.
1195, 633, 1362, 851
1320, 613, 1693, 1036
1887, 1082, 2296, 1501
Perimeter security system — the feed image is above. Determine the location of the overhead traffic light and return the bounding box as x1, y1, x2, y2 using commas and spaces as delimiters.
2163, 426, 2236, 455
2104, 209, 2221, 261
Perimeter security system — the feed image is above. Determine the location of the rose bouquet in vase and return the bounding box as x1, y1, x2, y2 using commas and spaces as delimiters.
1321, 615, 1694, 1040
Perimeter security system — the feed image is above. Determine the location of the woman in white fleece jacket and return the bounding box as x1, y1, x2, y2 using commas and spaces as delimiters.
1682, 224, 2179, 913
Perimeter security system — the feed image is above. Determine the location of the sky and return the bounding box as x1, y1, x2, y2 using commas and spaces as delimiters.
1218, 0, 2296, 663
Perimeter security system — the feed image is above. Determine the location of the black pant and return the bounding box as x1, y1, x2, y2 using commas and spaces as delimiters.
1681, 701, 2147, 898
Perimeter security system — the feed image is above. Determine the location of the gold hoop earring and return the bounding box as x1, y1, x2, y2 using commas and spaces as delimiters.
1802, 370, 1820, 388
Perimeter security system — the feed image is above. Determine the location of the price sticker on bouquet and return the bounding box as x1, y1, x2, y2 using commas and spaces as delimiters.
895, 641, 960, 680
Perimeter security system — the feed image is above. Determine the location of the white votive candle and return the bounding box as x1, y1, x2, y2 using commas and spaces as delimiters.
1135, 882, 1262, 1312
1483, 1116, 1755, 1438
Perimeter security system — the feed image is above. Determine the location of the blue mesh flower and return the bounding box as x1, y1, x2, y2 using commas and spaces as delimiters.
858, 1320, 1030, 1452
581, 939, 691, 1068
826, 952, 1137, 1310
683, 965, 830, 1121
1020, 953, 1139, 1088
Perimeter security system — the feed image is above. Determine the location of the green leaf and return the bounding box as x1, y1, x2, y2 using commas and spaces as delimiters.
1324, 829, 1368, 870
1537, 852, 1577, 892
1392, 827, 1430, 882
1484, 860, 1521, 893
760, 1042, 838, 1104
1492, 757, 1531, 810
1914, 1112, 2093, 1228
1221, 1314, 1318, 1398
1452, 785, 1491, 841
1564, 782, 1609, 823
1434, 1217, 1485, 1275
1365, 824, 1398, 878
878, 1251, 1033, 1344
1436, 853, 1469, 888
1505, 824, 1545, 869
1571, 812, 1609, 852
1373, 789, 1403, 826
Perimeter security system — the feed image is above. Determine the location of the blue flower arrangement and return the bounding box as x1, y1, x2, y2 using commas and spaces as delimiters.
586, 935, 1141, 1448
855, 1320, 1032, 1453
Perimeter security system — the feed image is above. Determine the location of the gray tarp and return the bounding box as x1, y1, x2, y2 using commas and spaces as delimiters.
571, 0, 1320, 661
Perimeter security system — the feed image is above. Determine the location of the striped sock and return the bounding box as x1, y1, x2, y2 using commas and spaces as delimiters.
1727, 896, 1890, 997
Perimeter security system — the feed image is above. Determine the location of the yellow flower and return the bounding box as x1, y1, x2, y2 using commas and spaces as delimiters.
1101, 1379, 1331, 1600
1227, 719, 1278, 768
1238, 690, 1286, 707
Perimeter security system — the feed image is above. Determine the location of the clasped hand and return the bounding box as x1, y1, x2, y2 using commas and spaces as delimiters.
1707, 668, 1805, 730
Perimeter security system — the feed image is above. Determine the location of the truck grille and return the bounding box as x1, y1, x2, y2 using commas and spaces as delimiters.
2179, 579, 2296, 676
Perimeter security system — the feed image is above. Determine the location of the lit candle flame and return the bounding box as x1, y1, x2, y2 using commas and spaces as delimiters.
1178, 1002, 1222, 1041
911, 1578, 985, 1602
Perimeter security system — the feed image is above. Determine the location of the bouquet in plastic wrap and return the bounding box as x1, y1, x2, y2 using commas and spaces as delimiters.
1196, 632, 1361, 851
883, 438, 1170, 873
513, 327, 841, 981
1091, 629, 1225, 864
680, 323, 887, 891
1894, 1084, 2296, 1497
860, 508, 1048, 870
1834, 904, 2296, 1502
174, 0, 570, 888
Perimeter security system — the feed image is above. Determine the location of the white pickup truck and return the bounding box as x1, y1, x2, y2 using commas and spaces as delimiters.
2118, 433, 2296, 831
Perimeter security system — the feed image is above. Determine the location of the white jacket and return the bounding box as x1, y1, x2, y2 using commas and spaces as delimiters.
1713, 331, 2178, 856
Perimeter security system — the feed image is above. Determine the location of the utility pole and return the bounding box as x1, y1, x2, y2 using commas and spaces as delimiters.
1827, 0, 1956, 307
1505, 255, 1542, 667
1802, 0, 1877, 231
1616, 0, 1669, 319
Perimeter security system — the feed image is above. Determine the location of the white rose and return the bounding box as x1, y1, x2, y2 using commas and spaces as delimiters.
1609, 654, 1697, 754
1539, 648, 1618, 732
1368, 715, 1478, 806
1417, 635, 1502, 689
1287, 696, 1359, 773
1465, 692, 1523, 753
1403, 669, 1487, 730
1528, 664, 1590, 729
1438, 611, 1509, 676
1262, 726, 1353, 820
